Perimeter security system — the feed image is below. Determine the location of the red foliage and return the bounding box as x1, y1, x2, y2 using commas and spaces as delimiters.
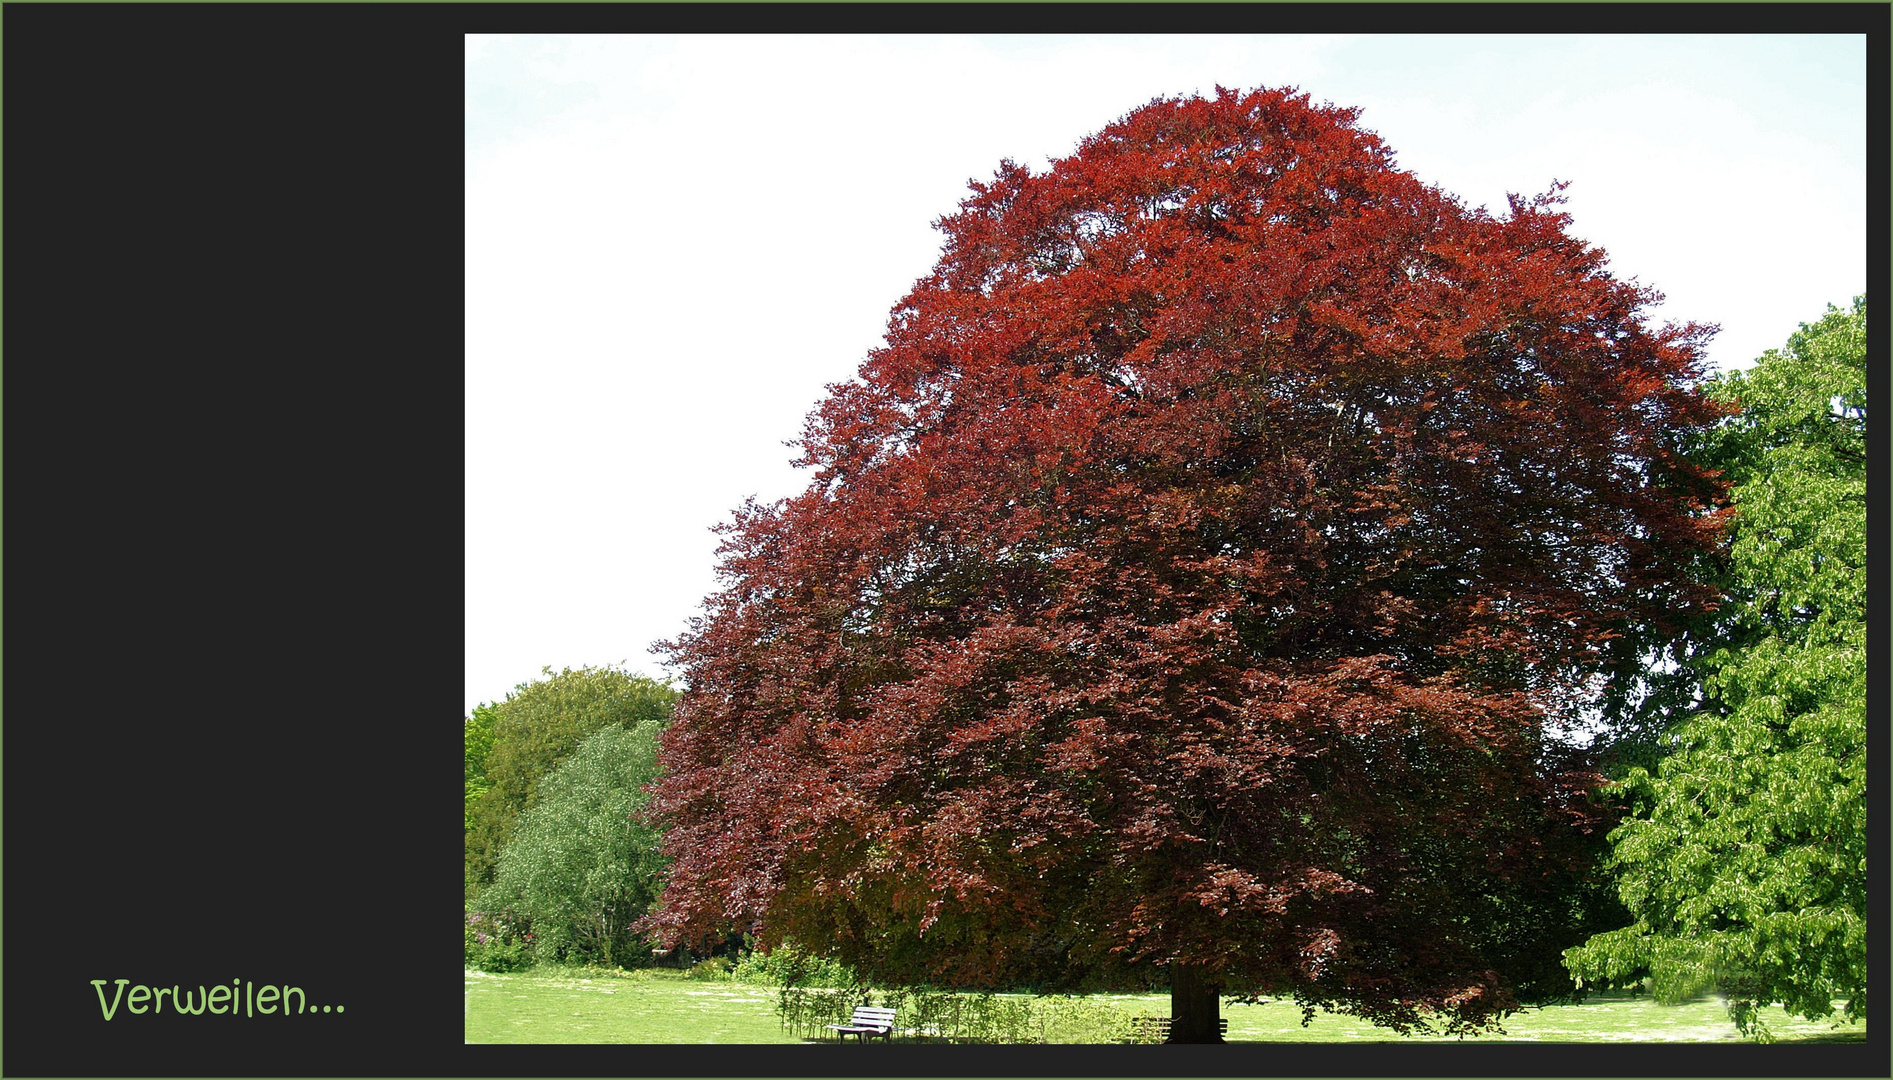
642, 87, 1728, 1033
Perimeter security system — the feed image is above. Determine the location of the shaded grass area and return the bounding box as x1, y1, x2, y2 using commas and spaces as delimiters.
465, 968, 1866, 1045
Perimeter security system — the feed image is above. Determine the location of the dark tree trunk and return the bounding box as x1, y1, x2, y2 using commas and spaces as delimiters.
1167, 964, 1224, 1043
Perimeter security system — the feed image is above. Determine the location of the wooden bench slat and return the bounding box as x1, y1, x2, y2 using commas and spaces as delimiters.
827, 1005, 898, 1042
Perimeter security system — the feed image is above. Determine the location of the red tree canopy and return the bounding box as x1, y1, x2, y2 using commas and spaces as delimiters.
644, 86, 1728, 1034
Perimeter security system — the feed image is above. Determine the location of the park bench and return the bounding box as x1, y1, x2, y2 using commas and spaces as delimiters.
1127, 1016, 1229, 1042
827, 1005, 897, 1042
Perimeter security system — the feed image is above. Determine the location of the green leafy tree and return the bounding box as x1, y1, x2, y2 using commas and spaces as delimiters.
466, 665, 677, 893
464, 702, 501, 833
480, 722, 669, 967
1565, 297, 1867, 1040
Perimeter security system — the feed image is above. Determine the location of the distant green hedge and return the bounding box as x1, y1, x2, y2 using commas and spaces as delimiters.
774, 984, 1150, 1043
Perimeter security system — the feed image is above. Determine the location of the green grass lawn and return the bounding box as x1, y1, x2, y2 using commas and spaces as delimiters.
465, 968, 796, 1044
465, 967, 1866, 1045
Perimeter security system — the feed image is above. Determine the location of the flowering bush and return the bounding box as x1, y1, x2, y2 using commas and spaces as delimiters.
465, 909, 533, 972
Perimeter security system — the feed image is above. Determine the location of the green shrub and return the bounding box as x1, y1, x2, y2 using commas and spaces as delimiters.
911, 991, 1144, 1044
478, 723, 666, 968
773, 982, 1146, 1044
465, 909, 534, 973
684, 956, 733, 981
1032, 995, 1147, 1044
466, 666, 677, 893
729, 939, 862, 989
777, 986, 874, 1040
747, 939, 1143, 1043
888, 990, 1034, 1043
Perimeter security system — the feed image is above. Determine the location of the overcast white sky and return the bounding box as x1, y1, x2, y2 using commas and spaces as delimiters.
466, 33, 1867, 716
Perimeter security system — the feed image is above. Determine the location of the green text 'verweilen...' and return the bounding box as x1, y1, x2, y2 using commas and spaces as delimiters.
90, 980, 345, 1019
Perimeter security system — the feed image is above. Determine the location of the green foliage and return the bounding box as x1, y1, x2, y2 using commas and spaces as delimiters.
895, 989, 1146, 1044
747, 940, 1145, 1043
888, 989, 1036, 1044
464, 702, 500, 833
1565, 298, 1867, 1041
683, 956, 733, 981
773, 987, 873, 1040
771, 984, 1146, 1043
727, 939, 863, 989
465, 908, 535, 973
478, 723, 668, 968
466, 665, 677, 892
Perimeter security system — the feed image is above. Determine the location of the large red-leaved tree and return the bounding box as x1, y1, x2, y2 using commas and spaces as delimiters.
643, 87, 1728, 1040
